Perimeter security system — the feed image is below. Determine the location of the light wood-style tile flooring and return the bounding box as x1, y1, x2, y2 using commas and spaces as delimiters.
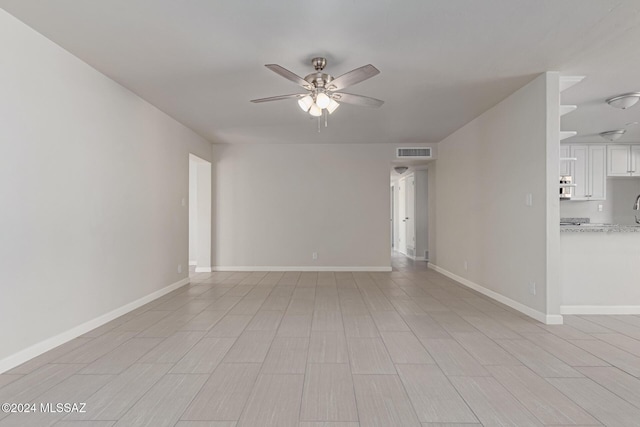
3, 257, 640, 426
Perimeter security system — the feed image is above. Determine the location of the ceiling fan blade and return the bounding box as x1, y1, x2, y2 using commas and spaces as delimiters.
332, 92, 384, 108
326, 64, 380, 91
265, 64, 313, 90
250, 94, 307, 103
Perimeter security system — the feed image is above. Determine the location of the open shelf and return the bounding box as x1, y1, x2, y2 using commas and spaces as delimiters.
560, 105, 578, 116
560, 131, 578, 141
560, 76, 585, 92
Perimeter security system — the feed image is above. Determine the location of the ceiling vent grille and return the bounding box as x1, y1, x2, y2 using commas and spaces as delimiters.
396, 147, 432, 159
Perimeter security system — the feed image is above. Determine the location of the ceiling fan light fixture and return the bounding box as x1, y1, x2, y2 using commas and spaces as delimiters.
298, 95, 314, 112
309, 103, 322, 117
315, 91, 331, 109
599, 129, 626, 142
251, 58, 383, 131
606, 92, 640, 109
326, 99, 340, 114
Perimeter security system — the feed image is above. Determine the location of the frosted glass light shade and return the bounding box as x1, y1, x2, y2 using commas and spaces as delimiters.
316, 92, 331, 109
298, 95, 314, 112
326, 99, 340, 114
309, 103, 322, 117
599, 129, 626, 142
394, 166, 408, 174
607, 93, 640, 109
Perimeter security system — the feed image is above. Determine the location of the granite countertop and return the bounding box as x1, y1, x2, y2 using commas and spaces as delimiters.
560, 217, 640, 232
560, 224, 640, 233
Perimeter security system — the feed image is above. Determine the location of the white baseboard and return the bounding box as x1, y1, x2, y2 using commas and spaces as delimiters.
188, 260, 197, 266
0, 277, 190, 374
194, 267, 212, 273
212, 266, 392, 272
545, 314, 564, 325
429, 263, 562, 325
412, 257, 429, 262
560, 305, 640, 315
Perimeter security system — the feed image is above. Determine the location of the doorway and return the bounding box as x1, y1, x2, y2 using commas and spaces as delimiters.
391, 167, 429, 262
189, 154, 212, 272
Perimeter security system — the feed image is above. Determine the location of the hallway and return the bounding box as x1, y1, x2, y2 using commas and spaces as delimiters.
2, 259, 640, 426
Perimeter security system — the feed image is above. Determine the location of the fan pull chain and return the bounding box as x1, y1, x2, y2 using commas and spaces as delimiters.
317, 117, 320, 133
324, 110, 328, 128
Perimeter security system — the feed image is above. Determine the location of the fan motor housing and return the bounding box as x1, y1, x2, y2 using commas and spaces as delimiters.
311, 57, 327, 70
304, 72, 333, 89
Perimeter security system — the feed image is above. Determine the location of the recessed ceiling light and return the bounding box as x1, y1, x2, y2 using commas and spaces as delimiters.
599, 129, 626, 142
606, 92, 640, 109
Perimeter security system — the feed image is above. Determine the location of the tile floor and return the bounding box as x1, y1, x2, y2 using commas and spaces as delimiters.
2, 256, 640, 426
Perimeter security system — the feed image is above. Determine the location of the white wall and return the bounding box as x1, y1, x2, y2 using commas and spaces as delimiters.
212, 143, 435, 270
392, 181, 399, 250
433, 73, 558, 320
189, 154, 212, 271
560, 233, 640, 312
189, 158, 199, 264
0, 10, 212, 370
196, 158, 212, 271
414, 169, 429, 260
428, 164, 437, 263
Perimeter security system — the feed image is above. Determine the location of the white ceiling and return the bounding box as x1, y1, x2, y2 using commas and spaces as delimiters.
2, 0, 640, 144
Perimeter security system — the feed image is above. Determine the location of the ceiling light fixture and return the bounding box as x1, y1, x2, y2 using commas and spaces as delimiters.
297, 95, 314, 112
606, 92, 640, 109
326, 99, 340, 114
315, 91, 331, 109
251, 57, 383, 131
394, 166, 409, 174
308, 103, 322, 117
599, 129, 626, 142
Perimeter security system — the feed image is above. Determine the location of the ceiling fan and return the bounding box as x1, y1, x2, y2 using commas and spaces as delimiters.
250, 57, 384, 118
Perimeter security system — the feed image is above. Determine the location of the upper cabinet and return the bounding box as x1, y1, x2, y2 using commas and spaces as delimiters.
570, 145, 606, 201
559, 145, 572, 176
607, 144, 640, 177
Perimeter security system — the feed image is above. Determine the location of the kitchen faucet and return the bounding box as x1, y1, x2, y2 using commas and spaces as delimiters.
634, 194, 640, 224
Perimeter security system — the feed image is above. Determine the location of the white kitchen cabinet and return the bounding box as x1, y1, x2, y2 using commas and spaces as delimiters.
570, 145, 606, 201
559, 145, 572, 176
588, 145, 607, 200
607, 144, 640, 177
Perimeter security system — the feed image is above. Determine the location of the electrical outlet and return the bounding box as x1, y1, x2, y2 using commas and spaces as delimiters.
181, 198, 186, 207
312, 252, 318, 260
177, 264, 183, 274
598, 204, 603, 212
463, 260, 468, 271
528, 281, 536, 296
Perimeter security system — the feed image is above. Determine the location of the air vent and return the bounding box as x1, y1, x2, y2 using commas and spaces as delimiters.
397, 147, 432, 159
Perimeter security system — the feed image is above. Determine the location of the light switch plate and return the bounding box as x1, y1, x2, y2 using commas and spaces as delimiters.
525, 193, 533, 206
